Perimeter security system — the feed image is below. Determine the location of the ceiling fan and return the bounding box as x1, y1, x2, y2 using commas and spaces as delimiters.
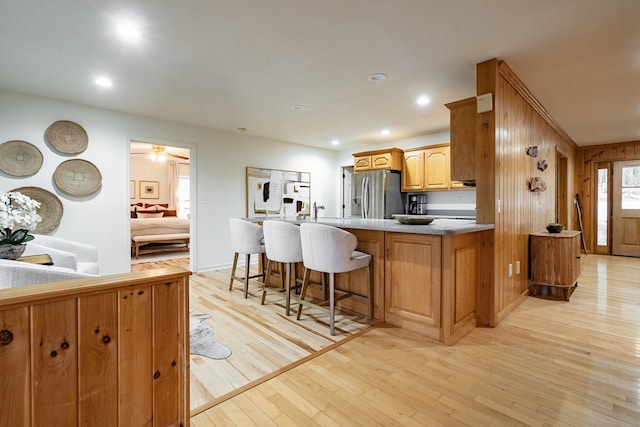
131, 144, 189, 161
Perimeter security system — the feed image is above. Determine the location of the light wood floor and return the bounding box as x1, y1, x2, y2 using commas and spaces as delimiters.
187, 254, 640, 426
133, 257, 375, 414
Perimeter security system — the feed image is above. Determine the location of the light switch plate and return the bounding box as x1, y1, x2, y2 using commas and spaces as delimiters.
477, 93, 493, 113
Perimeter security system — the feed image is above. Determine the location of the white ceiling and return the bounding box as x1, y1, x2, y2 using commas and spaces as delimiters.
1, 1, 639, 151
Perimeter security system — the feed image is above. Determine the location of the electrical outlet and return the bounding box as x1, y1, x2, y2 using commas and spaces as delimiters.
508, 263, 512, 277
516, 261, 521, 275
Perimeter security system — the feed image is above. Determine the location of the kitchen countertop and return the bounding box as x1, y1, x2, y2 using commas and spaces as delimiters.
247, 217, 494, 235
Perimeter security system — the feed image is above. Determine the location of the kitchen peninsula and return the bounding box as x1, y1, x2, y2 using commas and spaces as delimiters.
253, 217, 494, 345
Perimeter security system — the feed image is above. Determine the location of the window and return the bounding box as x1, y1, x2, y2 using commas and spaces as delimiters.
597, 168, 608, 247
178, 175, 190, 218
621, 165, 640, 209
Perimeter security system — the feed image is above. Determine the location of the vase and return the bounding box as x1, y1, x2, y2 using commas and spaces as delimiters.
0, 244, 26, 260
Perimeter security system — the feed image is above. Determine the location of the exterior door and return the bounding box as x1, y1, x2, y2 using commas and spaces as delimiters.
612, 160, 640, 256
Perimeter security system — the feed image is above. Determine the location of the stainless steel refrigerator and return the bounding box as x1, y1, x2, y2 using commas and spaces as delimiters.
350, 170, 404, 219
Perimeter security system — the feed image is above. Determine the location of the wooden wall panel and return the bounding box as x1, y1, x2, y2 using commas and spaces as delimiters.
576, 141, 640, 253
153, 280, 182, 426
79, 293, 118, 427
0, 268, 190, 427
476, 59, 577, 326
119, 286, 153, 426
0, 307, 30, 426
32, 299, 78, 427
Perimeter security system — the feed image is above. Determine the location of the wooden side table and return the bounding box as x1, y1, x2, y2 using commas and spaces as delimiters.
529, 230, 582, 301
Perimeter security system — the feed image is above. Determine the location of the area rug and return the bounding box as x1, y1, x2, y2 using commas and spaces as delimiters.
190, 313, 232, 360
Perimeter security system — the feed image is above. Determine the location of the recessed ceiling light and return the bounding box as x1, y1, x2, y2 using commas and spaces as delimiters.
115, 19, 142, 43
291, 105, 307, 111
381, 129, 391, 136
95, 77, 113, 88
416, 95, 431, 106
331, 140, 340, 146
368, 73, 388, 82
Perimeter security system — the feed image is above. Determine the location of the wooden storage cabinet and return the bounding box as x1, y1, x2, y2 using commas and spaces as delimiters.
402, 143, 462, 191
446, 97, 476, 182
352, 148, 402, 171
384, 232, 442, 340
529, 230, 581, 301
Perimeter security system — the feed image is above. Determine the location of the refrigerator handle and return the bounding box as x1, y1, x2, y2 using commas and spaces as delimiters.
362, 176, 369, 219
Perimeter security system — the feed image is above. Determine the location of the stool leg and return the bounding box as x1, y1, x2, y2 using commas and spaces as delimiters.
296, 268, 311, 320
329, 272, 336, 336
261, 259, 272, 305
244, 254, 251, 298
366, 265, 373, 320
229, 252, 239, 290
285, 262, 291, 316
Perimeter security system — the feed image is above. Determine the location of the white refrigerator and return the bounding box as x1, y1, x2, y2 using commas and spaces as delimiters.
350, 170, 404, 219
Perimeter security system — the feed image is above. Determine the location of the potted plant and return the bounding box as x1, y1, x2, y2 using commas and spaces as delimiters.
0, 191, 42, 259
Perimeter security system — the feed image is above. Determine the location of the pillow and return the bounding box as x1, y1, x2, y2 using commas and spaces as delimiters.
162, 209, 177, 217
144, 203, 169, 210
137, 212, 164, 219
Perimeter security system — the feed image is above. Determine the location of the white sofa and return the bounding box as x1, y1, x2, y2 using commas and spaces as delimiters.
0, 234, 99, 288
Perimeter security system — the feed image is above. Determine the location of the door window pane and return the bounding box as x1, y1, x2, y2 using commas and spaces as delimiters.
621, 166, 640, 209
597, 168, 608, 246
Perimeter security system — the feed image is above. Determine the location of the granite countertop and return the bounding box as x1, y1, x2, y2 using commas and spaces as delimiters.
247, 217, 494, 235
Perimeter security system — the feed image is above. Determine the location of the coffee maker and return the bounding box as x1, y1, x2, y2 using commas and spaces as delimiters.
407, 194, 428, 215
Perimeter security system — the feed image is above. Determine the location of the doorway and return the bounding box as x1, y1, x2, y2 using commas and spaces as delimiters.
130, 141, 194, 268
342, 166, 354, 218
612, 160, 640, 256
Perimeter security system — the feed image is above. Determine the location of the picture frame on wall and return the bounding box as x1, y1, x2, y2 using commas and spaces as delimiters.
140, 180, 159, 199
130, 180, 135, 199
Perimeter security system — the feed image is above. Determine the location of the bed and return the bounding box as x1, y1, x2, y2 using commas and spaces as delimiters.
130, 203, 190, 258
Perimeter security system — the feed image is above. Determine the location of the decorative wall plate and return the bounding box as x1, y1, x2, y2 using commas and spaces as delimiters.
54, 159, 102, 196
0, 140, 43, 176
9, 186, 63, 234
45, 120, 88, 154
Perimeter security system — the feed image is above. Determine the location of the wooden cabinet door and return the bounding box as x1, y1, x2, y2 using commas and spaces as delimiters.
424, 146, 450, 190
371, 152, 392, 170
446, 97, 476, 182
384, 232, 441, 340
402, 150, 424, 191
354, 155, 371, 172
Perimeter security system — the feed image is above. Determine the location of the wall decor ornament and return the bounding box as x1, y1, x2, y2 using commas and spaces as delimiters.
45, 120, 88, 154
537, 159, 548, 171
528, 177, 547, 192
0, 140, 43, 176
53, 159, 102, 196
131, 180, 136, 199
9, 186, 63, 234
526, 146, 538, 157
139, 180, 159, 199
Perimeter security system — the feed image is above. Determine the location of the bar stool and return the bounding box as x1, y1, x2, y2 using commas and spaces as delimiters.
261, 220, 304, 315
228, 218, 266, 298
297, 222, 373, 335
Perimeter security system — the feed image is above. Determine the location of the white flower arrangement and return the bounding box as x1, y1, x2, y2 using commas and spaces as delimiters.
0, 191, 42, 247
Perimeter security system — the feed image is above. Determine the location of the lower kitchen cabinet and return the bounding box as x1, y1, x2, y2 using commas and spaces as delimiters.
384, 232, 442, 340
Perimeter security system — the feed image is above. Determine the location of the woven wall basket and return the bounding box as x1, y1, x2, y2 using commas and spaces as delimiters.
0, 140, 43, 176
54, 159, 102, 196
45, 120, 88, 154
9, 186, 63, 234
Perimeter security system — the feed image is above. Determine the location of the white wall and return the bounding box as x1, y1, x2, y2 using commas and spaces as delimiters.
0, 89, 338, 274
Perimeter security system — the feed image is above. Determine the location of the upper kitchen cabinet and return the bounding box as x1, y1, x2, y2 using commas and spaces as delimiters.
445, 97, 476, 182
402, 150, 424, 191
353, 148, 403, 172
402, 144, 461, 191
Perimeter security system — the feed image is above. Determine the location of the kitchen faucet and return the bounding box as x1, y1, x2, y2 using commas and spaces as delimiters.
312, 202, 325, 220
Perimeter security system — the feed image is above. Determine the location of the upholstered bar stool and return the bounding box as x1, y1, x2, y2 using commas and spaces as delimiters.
228, 218, 266, 298
298, 222, 373, 335
261, 220, 304, 315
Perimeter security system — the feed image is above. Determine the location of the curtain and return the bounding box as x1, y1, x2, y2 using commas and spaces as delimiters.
168, 160, 179, 209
